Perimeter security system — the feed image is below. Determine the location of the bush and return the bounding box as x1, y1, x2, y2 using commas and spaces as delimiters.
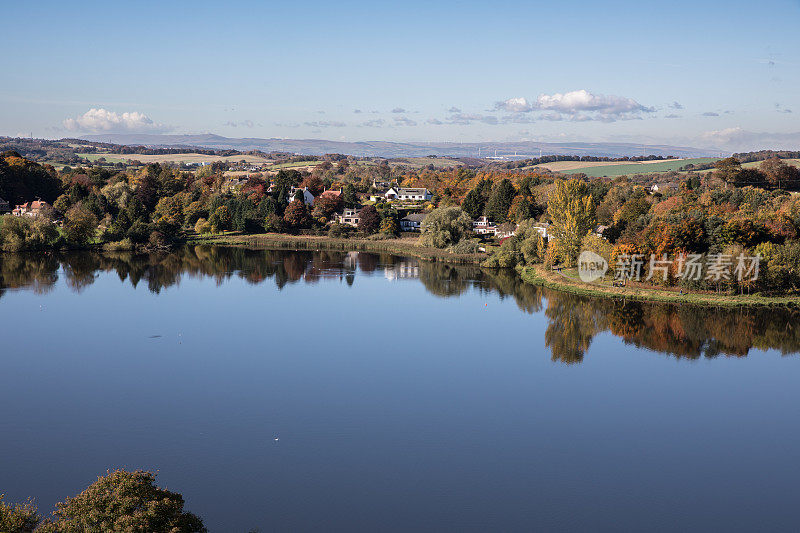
0, 495, 39, 533
328, 223, 351, 238
420, 207, 472, 248
448, 239, 481, 254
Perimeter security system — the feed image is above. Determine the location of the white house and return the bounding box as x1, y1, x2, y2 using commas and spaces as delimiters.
334, 208, 360, 227
472, 216, 497, 235
384, 187, 432, 202
288, 186, 315, 206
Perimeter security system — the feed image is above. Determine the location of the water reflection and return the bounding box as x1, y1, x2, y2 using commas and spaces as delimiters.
2, 246, 798, 361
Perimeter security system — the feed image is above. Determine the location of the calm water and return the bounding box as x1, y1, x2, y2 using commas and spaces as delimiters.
2, 247, 800, 532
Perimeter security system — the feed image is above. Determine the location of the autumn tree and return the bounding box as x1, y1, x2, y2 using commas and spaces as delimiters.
283, 198, 310, 229
760, 157, 800, 190
0, 495, 39, 533
547, 179, 596, 266
300, 174, 324, 196
36, 470, 205, 533
357, 205, 380, 234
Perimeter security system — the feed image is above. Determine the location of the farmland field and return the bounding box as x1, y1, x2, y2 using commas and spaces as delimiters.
538, 157, 720, 177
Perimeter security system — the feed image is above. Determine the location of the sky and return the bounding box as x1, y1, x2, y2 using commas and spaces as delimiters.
1, 0, 799, 151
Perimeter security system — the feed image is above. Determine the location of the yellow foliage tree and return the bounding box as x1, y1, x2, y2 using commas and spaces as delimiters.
547, 179, 596, 266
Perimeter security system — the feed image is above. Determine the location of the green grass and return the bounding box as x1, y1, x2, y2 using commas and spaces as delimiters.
76, 153, 130, 163
553, 157, 720, 178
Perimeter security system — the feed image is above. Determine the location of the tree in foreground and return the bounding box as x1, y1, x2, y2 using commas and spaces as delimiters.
357, 205, 380, 234
547, 179, 596, 266
0, 495, 39, 533
63, 204, 98, 245
420, 207, 472, 248
36, 470, 206, 533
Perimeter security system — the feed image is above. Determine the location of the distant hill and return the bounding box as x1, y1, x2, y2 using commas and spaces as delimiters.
75, 133, 719, 159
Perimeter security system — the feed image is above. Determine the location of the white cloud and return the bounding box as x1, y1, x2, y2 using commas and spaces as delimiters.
701, 111, 720, 117
494, 97, 533, 113
303, 121, 346, 128
391, 107, 406, 114
669, 101, 684, 110
447, 106, 461, 113
360, 119, 385, 127
446, 113, 499, 125
393, 116, 418, 126
699, 127, 800, 151
494, 90, 654, 121
63, 108, 169, 133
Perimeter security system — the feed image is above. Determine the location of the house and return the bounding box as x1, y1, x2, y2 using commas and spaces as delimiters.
369, 190, 388, 202
0, 197, 9, 214
12, 200, 51, 217
384, 187, 432, 202
288, 186, 315, 206
472, 216, 497, 235
372, 179, 391, 190
400, 213, 427, 231
334, 208, 360, 227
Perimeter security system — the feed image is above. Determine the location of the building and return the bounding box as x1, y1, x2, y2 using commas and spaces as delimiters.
384, 187, 432, 202
288, 186, 315, 206
372, 179, 391, 190
0, 197, 9, 214
334, 208, 360, 227
400, 213, 427, 231
12, 200, 51, 217
472, 216, 497, 235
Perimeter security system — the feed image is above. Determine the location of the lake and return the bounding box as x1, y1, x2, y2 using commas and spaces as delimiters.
2, 246, 800, 532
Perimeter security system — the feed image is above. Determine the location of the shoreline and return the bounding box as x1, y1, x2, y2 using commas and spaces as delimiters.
188, 232, 487, 265
517, 264, 800, 308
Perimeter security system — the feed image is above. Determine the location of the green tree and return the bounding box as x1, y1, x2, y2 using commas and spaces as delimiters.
63, 204, 98, 245
484, 179, 517, 223
342, 183, 358, 208
420, 206, 473, 248
36, 470, 205, 533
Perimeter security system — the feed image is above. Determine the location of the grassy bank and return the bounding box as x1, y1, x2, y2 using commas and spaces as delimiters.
518, 264, 800, 308
189, 232, 487, 265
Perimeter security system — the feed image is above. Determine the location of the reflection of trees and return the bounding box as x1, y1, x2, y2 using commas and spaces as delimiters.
544, 291, 606, 364
2, 246, 799, 363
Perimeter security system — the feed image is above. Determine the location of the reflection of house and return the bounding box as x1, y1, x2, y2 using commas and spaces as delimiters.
384, 187, 432, 201
288, 186, 315, 206
384, 260, 420, 280
334, 208, 360, 227
0, 197, 9, 214
400, 213, 427, 231
12, 200, 50, 217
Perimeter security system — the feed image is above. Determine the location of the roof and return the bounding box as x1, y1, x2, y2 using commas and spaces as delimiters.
402, 213, 427, 222
320, 189, 342, 198
398, 188, 429, 194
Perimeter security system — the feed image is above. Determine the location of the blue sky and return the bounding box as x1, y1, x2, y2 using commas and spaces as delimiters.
1, 0, 799, 150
